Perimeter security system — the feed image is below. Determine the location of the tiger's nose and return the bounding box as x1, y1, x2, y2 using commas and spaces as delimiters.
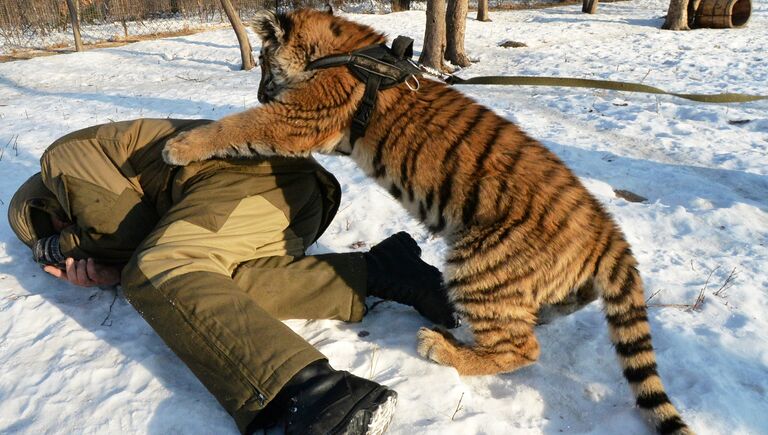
257, 87, 270, 104
258, 81, 275, 104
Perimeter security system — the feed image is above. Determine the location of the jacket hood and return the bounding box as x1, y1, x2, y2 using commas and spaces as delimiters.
8, 172, 64, 248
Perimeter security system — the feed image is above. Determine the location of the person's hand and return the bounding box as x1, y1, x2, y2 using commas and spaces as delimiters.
43, 258, 121, 287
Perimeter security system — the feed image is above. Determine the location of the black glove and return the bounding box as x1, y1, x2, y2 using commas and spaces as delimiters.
33, 235, 65, 267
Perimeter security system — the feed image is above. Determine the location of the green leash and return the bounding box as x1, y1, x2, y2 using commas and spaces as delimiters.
446, 75, 768, 104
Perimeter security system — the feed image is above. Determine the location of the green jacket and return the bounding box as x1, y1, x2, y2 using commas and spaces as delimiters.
38, 118, 341, 264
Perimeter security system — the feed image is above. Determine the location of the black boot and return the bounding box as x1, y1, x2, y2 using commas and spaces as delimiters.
267, 360, 398, 435
364, 232, 459, 328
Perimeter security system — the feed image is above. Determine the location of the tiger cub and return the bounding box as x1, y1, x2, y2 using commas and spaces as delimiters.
162, 8, 692, 434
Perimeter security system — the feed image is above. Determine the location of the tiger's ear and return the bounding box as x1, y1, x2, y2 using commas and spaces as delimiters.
253, 10, 285, 43
321, 3, 334, 15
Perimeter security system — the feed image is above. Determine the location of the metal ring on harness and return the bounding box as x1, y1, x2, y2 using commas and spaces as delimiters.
405, 75, 420, 92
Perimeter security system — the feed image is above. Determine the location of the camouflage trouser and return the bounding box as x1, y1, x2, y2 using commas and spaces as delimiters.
121, 166, 367, 433
19, 118, 368, 432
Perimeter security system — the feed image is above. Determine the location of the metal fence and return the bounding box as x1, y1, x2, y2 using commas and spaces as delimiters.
0, 0, 345, 54
0, 0, 569, 55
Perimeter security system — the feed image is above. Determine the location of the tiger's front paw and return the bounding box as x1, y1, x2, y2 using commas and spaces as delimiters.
162, 130, 215, 166
417, 327, 452, 365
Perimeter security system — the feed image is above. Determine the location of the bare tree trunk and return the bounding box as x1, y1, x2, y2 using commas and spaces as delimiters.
197, 0, 205, 23
445, 0, 470, 67
477, 0, 490, 22
688, 0, 701, 27
392, 0, 411, 12
220, 0, 255, 70
582, 0, 599, 14
419, 0, 450, 73
65, 0, 84, 51
662, 0, 691, 30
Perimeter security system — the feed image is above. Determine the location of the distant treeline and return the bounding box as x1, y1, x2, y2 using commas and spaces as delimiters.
0, 0, 346, 37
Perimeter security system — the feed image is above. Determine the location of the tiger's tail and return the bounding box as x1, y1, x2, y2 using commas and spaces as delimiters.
594, 232, 693, 435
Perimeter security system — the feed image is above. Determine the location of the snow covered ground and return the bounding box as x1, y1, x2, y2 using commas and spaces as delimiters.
1, 1, 767, 433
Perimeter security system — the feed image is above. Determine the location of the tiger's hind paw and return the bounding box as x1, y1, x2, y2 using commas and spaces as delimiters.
417, 327, 455, 365
162, 130, 215, 166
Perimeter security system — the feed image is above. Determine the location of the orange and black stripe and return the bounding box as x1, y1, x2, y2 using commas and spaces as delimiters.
215, 9, 695, 434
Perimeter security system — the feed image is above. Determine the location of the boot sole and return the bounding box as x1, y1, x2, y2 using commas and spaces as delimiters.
338, 389, 398, 435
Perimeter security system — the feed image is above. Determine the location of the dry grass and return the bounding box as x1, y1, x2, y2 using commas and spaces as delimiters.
645, 288, 664, 303
714, 267, 737, 298
0, 134, 19, 161
648, 265, 737, 312
485, 0, 582, 11
0, 25, 226, 63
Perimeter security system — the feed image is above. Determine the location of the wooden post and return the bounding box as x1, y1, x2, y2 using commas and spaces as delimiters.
219, 0, 255, 70
65, 0, 84, 51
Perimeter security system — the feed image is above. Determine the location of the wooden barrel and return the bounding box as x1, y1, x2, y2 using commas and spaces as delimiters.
694, 0, 751, 28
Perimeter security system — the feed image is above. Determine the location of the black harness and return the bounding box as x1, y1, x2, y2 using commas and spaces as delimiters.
306, 35, 423, 147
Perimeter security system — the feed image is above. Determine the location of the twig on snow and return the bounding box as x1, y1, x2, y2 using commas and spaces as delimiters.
368, 345, 379, 379
641, 69, 652, 83
101, 288, 119, 327
175, 74, 208, 82
647, 303, 695, 309
451, 392, 465, 421
713, 267, 737, 298
693, 266, 719, 311
0, 135, 17, 161
645, 288, 664, 304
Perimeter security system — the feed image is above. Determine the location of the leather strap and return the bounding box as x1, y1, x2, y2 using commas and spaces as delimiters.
350, 74, 382, 146
447, 75, 768, 103
306, 36, 422, 147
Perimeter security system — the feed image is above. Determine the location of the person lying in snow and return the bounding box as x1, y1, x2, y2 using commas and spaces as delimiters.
7, 118, 459, 435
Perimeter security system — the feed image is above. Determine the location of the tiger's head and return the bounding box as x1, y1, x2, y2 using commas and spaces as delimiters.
252, 8, 386, 103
